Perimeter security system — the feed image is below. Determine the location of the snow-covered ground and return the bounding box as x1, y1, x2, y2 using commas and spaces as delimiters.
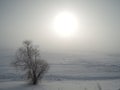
0, 79, 120, 90
0, 51, 120, 90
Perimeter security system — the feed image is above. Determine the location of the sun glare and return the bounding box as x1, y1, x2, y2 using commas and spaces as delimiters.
53, 11, 78, 38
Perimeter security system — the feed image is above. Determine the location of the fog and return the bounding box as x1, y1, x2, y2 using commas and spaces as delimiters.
0, 0, 120, 57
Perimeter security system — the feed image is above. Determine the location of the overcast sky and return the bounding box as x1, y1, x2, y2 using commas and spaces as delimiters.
0, 0, 120, 55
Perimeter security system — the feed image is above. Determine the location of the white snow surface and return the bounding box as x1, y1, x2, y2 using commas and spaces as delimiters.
0, 51, 120, 90
0, 80, 120, 90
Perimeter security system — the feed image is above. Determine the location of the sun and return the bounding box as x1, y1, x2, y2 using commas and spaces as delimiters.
53, 11, 78, 38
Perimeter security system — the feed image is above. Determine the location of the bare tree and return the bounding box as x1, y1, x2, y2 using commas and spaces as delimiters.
12, 40, 49, 85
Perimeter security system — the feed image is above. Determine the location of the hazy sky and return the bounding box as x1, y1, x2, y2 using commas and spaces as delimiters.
0, 0, 120, 54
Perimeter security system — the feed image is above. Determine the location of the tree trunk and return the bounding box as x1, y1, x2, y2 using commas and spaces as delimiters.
32, 78, 38, 85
